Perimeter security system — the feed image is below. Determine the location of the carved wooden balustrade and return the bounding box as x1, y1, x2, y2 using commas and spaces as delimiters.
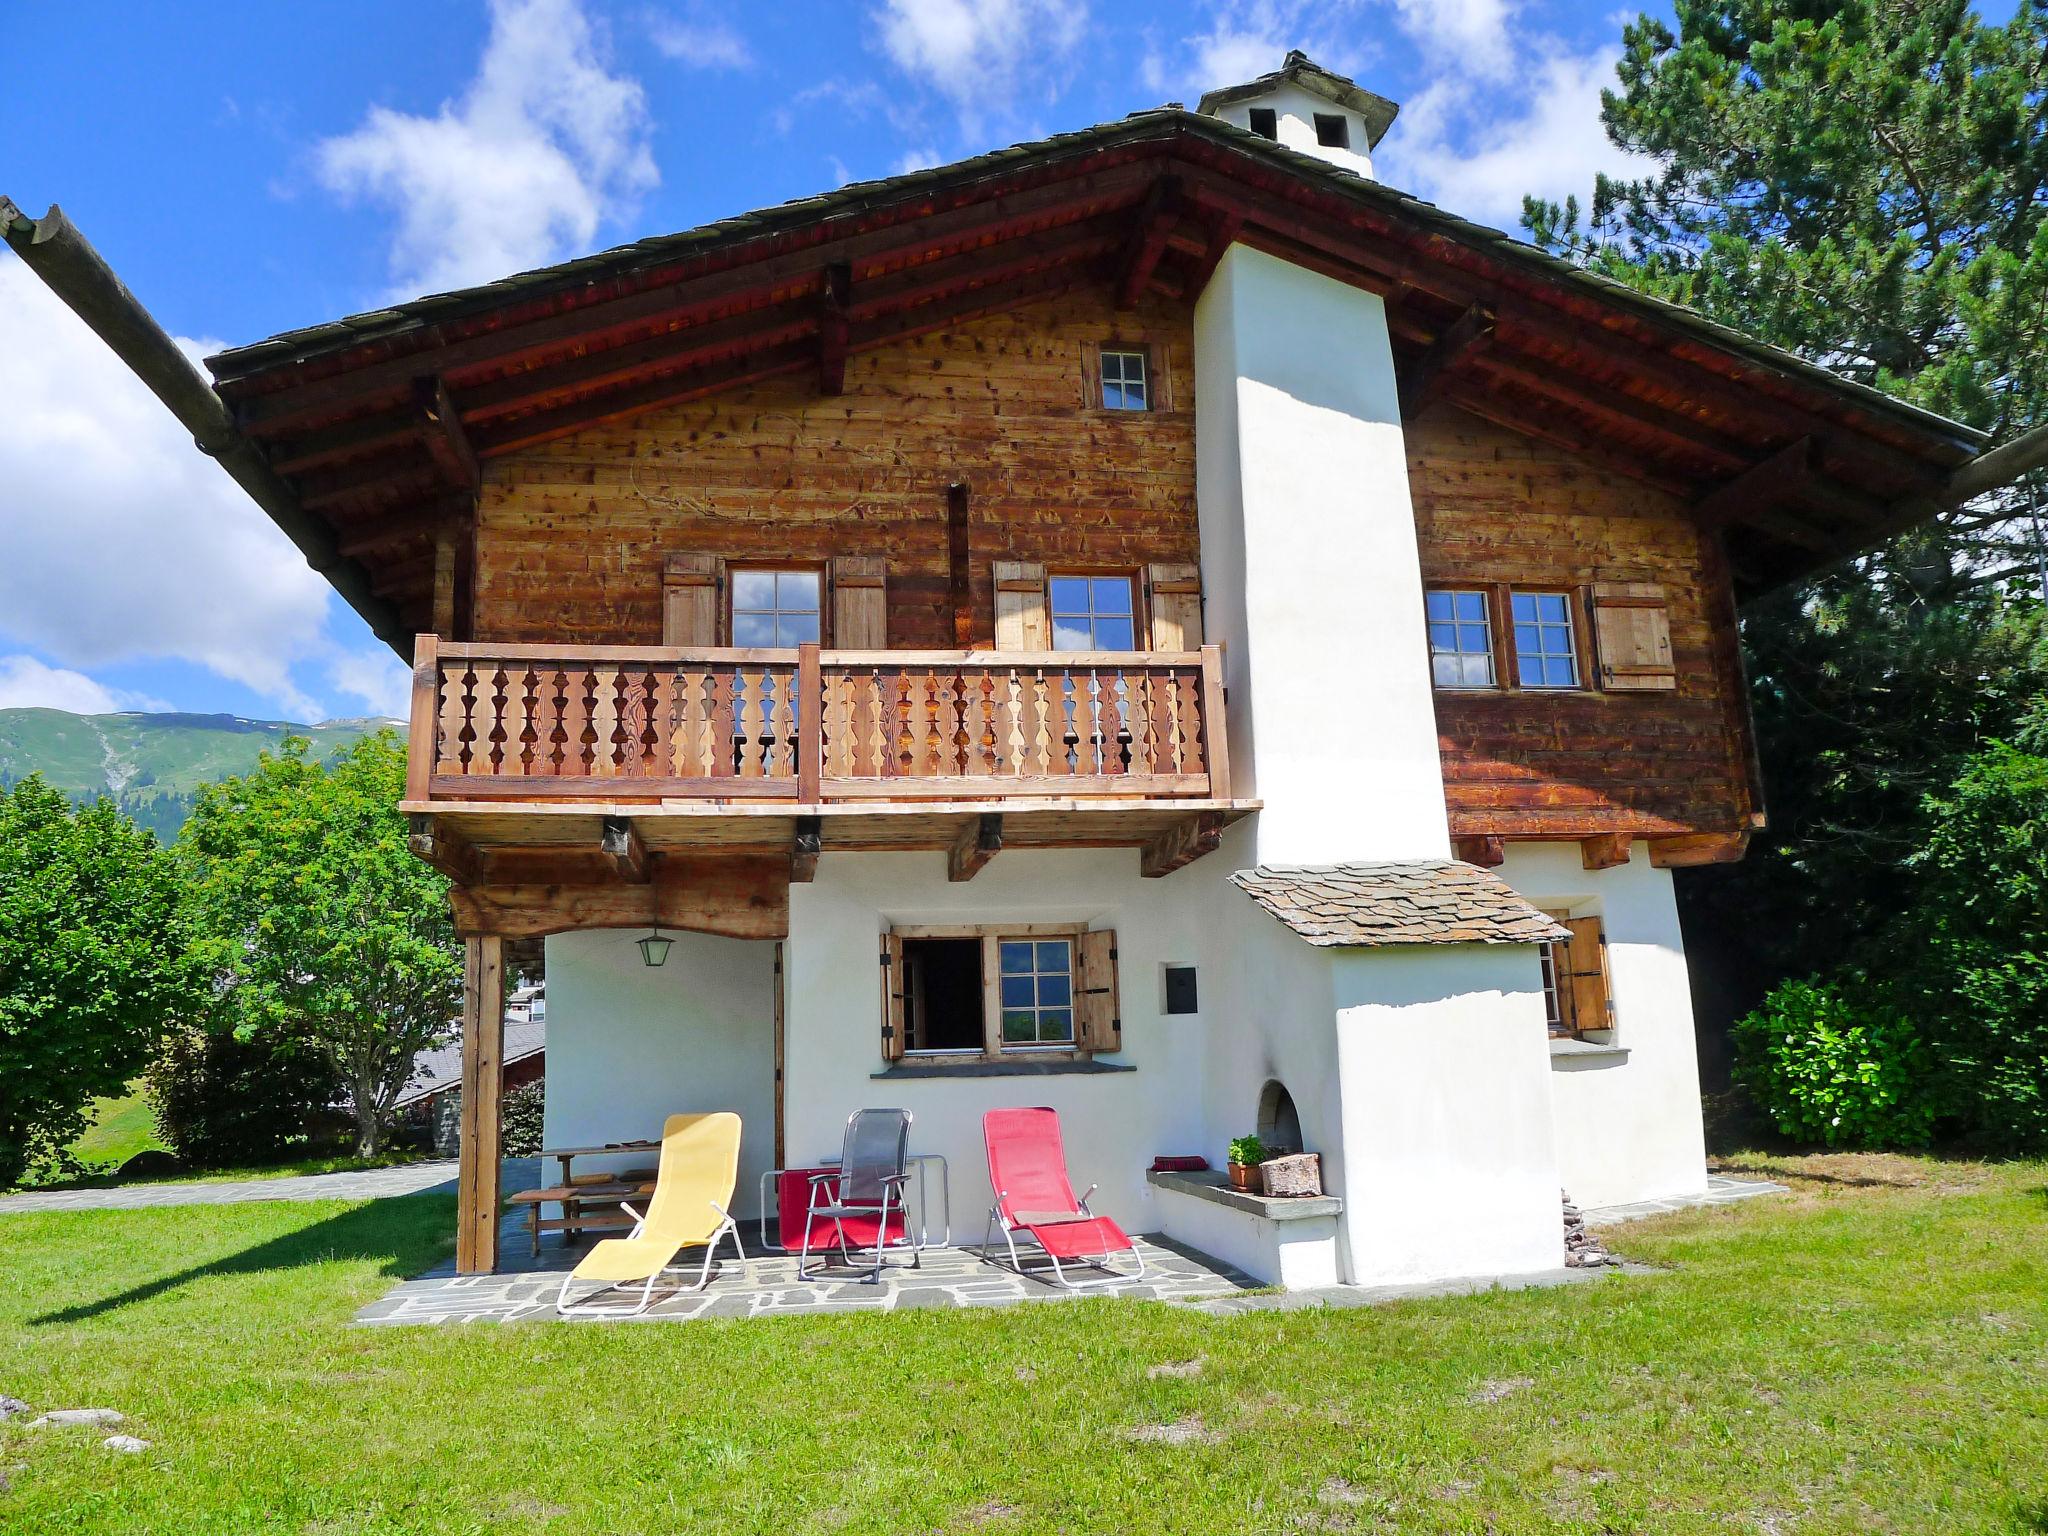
406, 637, 1230, 804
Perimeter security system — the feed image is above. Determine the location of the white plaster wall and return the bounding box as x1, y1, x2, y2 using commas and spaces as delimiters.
1150, 1184, 1342, 1288
1206, 82, 1376, 178
542, 928, 778, 1216
1194, 245, 1450, 865
1330, 943, 1565, 1283
782, 849, 1217, 1242
1497, 842, 1711, 1209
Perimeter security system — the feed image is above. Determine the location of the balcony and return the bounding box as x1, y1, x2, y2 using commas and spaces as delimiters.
402, 638, 1252, 907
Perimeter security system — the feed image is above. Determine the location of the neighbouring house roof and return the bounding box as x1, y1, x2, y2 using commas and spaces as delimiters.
396, 1019, 545, 1109
1195, 49, 1401, 148
186, 100, 1988, 647
1232, 862, 1571, 947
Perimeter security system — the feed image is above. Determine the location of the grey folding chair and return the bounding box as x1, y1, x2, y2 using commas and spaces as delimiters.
798, 1108, 918, 1283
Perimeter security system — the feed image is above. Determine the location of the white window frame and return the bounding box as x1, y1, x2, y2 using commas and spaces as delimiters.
1511, 589, 1581, 690
1426, 588, 1497, 689
1049, 573, 1139, 652
1099, 347, 1149, 411
997, 937, 1076, 1049
891, 922, 1091, 1061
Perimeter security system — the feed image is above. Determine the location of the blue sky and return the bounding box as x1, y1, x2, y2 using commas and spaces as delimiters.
0, 0, 1662, 723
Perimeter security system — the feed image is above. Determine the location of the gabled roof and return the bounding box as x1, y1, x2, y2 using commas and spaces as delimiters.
1232, 862, 1570, 947
201, 106, 1986, 649
1195, 50, 1400, 148
397, 1019, 544, 1108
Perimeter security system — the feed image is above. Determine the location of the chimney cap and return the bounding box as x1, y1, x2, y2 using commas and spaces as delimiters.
1195, 50, 1400, 148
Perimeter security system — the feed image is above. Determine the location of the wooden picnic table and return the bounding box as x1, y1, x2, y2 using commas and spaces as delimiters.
539, 1139, 660, 1190
508, 1141, 663, 1258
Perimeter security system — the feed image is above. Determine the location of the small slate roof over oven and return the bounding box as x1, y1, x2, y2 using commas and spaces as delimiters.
1231, 862, 1570, 947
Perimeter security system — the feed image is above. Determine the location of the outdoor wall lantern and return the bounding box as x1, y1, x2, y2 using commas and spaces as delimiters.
637, 924, 673, 968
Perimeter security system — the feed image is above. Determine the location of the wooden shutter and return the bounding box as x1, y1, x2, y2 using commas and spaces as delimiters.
831, 556, 887, 649
662, 553, 725, 646
1076, 929, 1121, 1052
1145, 563, 1203, 650
880, 931, 906, 1061
993, 561, 1049, 651
1589, 582, 1676, 691
1561, 916, 1613, 1035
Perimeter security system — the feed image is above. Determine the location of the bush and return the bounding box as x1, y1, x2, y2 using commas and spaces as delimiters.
1733, 980, 1939, 1149
501, 1080, 544, 1157
145, 1025, 343, 1167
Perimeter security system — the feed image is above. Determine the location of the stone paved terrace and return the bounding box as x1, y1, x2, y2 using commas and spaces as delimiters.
1580, 1173, 1789, 1227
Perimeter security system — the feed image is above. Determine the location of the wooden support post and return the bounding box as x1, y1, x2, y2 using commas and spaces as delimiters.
1579, 833, 1633, 871
413, 374, 480, 494
791, 814, 823, 883
796, 642, 822, 803
1198, 644, 1232, 800
430, 532, 457, 638
455, 934, 505, 1276
600, 815, 649, 882
1452, 833, 1506, 868
948, 813, 1003, 882
408, 812, 482, 885
406, 635, 439, 803
1142, 811, 1225, 878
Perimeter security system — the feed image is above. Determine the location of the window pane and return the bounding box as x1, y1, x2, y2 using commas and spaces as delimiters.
775, 571, 818, 610
1536, 592, 1568, 622
1432, 654, 1460, 687
1092, 616, 1134, 650
1428, 622, 1456, 650
1510, 592, 1539, 623
1036, 940, 1069, 971
778, 612, 821, 645
1425, 590, 1452, 621
1455, 591, 1488, 621
1000, 976, 1035, 1009
733, 612, 775, 646
1053, 620, 1093, 650
1039, 1009, 1073, 1041
1038, 973, 1071, 1007
999, 942, 1032, 975
1091, 577, 1133, 615
1001, 1013, 1035, 1042
732, 570, 776, 609
1049, 577, 1089, 613
1459, 653, 1494, 687
1545, 656, 1576, 687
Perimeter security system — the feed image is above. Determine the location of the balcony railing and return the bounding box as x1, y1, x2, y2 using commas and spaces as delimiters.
406, 638, 1231, 804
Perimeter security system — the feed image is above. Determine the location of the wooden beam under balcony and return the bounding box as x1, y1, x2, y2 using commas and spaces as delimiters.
1580, 833, 1633, 870
790, 815, 822, 882
601, 816, 649, 882
409, 813, 482, 885
1142, 811, 1225, 878
948, 814, 1003, 882
1452, 833, 1506, 868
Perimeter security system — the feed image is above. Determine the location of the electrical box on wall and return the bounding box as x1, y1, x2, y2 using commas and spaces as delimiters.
1162, 964, 1198, 1016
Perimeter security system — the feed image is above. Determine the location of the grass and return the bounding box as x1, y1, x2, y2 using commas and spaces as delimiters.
1, 1152, 2044, 1534
62, 1091, 166, 1172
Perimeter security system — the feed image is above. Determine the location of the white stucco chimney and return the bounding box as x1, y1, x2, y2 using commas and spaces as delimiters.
1195, 50, 1400, 180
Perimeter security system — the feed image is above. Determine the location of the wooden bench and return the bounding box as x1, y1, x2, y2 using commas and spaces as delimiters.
505, 1180, 656, 1258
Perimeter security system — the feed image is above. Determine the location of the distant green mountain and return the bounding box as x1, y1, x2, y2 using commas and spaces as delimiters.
0, 709, 398, 841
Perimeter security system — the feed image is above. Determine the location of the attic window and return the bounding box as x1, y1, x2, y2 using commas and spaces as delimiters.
1248, 107, 1278, 140
1314, 113, 1350, 148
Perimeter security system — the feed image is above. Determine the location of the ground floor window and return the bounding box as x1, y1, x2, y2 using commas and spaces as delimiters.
1541, 912, 1613, 1038
882, 925, 1117, 1062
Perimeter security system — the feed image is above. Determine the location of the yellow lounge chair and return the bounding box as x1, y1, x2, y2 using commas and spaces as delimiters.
555, 1112, 745, 1316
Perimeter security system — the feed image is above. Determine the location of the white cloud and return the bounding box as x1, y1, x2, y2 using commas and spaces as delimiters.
1383, 0, 1520, 82
326, 649, 413, 721
0, 257, 334, 720
871, 0, 1090, 137
1140, 1, 1373, 105
1375, 44, 1652, 232
649, 9, 754, 69
0, 655, 159, 714
893, 146, 943, 174
314, 0, 657, 301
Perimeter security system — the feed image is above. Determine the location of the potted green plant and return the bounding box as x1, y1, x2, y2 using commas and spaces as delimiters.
1226, 1134, 1267, 1193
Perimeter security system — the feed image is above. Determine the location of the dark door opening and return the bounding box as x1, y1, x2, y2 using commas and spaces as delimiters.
903, 937, 983, 1053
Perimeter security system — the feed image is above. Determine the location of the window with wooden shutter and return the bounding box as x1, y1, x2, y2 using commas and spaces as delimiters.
1560, 915, 1613, 1036
1589, 582, 1677, 692
1076, 929, 1121, 1052
880, 931, 906, 1061
662, 553, 725, 646
993, 561, 1049, 651
1145, 563, 1203, 650
830, 556, 887, 649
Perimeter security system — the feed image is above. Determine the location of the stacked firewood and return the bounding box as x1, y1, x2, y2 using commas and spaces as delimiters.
1562, 1190, 1617, 1267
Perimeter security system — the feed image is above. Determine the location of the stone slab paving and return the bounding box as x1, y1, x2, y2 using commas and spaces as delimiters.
0, 1157, 544, 1214
356, 1235, 1260, 1325
1580, 1173, 1788, 1227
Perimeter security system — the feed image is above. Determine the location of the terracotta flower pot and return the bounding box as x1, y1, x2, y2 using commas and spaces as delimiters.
1227, 1161, 1262, 1194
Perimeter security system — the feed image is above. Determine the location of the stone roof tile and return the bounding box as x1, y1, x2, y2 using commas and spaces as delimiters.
1230, 861, 1569, 947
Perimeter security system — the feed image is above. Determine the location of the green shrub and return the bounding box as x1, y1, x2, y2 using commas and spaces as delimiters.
501, 1080, 544, 1157
1733, 981, 1939, 1148
1227, 1134, 1266, 1167
145, 1025, 343, 1167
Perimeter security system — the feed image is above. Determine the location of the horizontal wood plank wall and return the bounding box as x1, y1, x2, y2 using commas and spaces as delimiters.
1410, 407, 1757, 840
473, 290, 1198, 649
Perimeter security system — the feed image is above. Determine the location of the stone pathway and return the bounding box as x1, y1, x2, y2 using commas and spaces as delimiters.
357, 1236, 1259, 1325
1580, 1173, 1788, 1226
0, 1158, 543, 1214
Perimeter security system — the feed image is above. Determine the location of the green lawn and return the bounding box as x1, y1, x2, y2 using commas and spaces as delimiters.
1, 1154, 2043, 1534
62, 1090, 166, 1172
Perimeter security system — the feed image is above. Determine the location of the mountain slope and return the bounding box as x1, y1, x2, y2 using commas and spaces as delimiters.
0, 709, 397, 840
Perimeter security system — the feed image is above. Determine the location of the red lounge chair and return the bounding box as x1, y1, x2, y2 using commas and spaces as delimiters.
981, 1106, 1146, 1289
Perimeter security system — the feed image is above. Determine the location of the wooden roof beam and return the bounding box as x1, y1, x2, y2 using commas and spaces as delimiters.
335, 499, 462, 559
1113, 176, 1181, 309
1185, 209, 1243, 300
947, 813, 1003, 882
413, 375, 479, 495
1399, 303, 1494, 420
817, 263, 850, 396
600, 816, 650, 882
1141, 811, 1225, 878
1695, 436, 1818, 530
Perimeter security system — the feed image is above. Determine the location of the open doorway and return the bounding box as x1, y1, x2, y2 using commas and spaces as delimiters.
902, 937, 984, 1053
